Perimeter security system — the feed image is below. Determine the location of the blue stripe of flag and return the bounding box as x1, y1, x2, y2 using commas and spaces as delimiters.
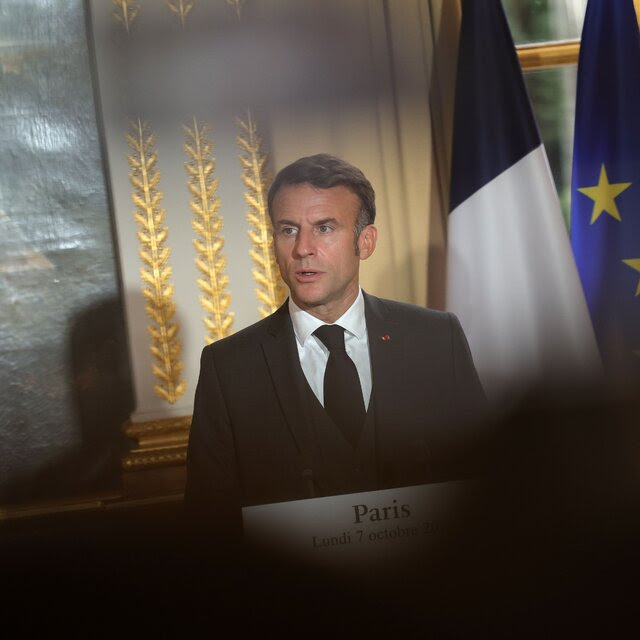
450, 0, 540, 212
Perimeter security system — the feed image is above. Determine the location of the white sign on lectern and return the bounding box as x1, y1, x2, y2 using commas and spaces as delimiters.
243, 481, 472, 573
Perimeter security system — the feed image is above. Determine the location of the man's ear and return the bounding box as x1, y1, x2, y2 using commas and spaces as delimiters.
357, 224, 377, 260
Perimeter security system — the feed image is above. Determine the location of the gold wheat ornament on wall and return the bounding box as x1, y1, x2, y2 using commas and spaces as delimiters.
127, 119, 186, 404
226, 0, 246, 21
167, 0, 194, 27
112, 0, 139, 33
184, 117, 234, 343
236, 111, 287, 318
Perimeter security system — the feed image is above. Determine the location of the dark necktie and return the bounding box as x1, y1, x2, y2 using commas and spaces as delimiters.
313, 324, 366, 447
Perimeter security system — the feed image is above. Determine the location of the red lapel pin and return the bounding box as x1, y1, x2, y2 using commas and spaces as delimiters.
381, 334, 391, 341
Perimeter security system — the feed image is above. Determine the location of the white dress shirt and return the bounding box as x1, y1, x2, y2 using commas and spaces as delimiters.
289, 289, 372, 409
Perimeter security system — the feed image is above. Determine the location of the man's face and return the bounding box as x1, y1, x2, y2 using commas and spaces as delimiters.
272, 183, 377, 323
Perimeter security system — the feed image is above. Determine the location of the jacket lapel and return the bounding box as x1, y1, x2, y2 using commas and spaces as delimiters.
364, 292, 407, 481
260, 302, 315, 470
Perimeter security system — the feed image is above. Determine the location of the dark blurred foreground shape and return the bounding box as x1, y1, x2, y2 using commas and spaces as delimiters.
2, 387, 639, 636
0, 0, 131, 506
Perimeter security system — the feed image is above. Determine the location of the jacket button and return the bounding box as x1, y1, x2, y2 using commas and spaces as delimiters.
413, 440, 431, 463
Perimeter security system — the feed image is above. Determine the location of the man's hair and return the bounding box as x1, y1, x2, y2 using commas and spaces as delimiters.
267, 154, 376, 239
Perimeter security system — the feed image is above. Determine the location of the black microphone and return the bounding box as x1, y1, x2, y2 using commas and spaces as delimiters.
301, 468, 315, 498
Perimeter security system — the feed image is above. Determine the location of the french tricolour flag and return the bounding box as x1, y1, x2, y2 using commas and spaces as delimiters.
446, 0, 599, 401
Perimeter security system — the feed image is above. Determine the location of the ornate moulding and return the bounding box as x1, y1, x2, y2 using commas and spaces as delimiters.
122, 415, 191, 471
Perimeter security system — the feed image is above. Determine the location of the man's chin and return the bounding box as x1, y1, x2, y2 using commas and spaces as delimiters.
291, 296, 324, 312
288, 288, 326, 310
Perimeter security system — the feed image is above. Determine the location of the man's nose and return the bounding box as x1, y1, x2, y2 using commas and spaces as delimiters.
293, 228, 315, 258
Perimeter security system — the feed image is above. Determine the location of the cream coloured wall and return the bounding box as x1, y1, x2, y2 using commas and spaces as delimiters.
89, 0, 460, 423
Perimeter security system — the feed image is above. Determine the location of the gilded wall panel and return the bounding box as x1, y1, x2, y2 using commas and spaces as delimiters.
237, 112, 286, 318
184, 118, 234, 343
126, 119, 185, 404
167, 1, 195, 27
112, 0, 140, 33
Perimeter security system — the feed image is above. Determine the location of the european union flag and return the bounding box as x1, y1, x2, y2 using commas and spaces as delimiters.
571, 0, 640, 379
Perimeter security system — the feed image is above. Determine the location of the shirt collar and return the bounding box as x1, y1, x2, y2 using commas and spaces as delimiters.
289, 289, 367, 346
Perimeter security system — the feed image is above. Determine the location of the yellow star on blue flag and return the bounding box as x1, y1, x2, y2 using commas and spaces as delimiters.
622, 258, 640, 296
577, 164, 631, 224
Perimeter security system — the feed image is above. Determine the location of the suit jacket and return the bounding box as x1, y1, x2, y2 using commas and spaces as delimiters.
185, 292, 485, 530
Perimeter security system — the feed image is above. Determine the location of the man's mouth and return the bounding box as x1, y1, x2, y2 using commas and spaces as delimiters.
295, 270, 322, 281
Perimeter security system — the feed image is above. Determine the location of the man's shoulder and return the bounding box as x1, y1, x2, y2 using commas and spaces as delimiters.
364, 292, 453, 327
202, 304, 288, 357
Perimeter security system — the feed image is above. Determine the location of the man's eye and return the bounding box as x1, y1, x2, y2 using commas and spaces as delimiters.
318, 225, 331, 233
281, 227, 297, 236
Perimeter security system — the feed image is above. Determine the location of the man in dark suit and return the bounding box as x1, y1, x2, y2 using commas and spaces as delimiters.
185, 154, 485, 532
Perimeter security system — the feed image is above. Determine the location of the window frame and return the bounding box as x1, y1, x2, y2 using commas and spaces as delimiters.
516, 39, 579, 70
